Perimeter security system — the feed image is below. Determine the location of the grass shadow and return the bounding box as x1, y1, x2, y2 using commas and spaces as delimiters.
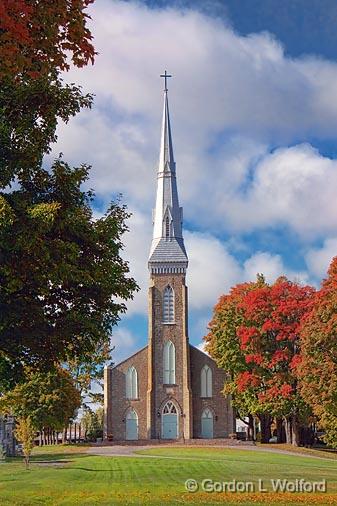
31, 453, 89, 462
52, 467, 119, 472
7, 452, 89, 465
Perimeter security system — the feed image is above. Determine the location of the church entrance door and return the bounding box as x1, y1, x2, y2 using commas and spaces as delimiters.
201, 409, 213, 438
162, 401, 178, 439
126, 409, 138, 440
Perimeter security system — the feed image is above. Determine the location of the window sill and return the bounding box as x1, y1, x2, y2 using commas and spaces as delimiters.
126, 398, 140, 401
200, 396, 213, 399
162, 322, 176, 325
163, 384, 177, 387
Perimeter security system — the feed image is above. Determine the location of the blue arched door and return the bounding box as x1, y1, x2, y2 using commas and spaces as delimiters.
201, 409, 214, 438
126, 409, 138, 440
162, 401, 178, 439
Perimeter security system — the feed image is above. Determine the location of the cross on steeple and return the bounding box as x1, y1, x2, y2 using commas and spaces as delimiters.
160, 70, 172, 92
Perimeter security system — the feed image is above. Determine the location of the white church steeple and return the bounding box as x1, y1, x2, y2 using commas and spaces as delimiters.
148, 72, 188, 274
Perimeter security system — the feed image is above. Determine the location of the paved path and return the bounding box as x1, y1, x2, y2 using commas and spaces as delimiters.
86, 445, 144, 457
85, 444, 335, 461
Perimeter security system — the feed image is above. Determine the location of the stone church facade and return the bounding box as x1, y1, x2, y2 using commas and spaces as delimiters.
104, 76, 234, 441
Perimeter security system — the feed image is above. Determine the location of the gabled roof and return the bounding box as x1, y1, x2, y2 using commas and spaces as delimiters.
107, 345, 148, 369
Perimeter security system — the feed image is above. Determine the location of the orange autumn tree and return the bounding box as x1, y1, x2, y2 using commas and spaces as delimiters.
206, 276, 315, 445
0, 0, 95, 78
298, 257, 337, 448
205, 277, 266, 441
237, 277, 315, 445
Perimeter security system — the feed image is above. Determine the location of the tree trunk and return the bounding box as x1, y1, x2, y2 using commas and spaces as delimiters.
259, 414, 272, 443
247, 414, 254, 441
276, 418, 285, 443
291, 416, 301, 447
284, 417, 292, 444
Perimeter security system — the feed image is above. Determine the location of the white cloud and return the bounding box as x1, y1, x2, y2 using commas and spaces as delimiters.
186, 231, 242, 310
121, 214, 308, 318
243, 251, 309, 285
186, 231, 308, 310
305, 237, 337, 279
223, 144, 337, 238
45, 1, 337, 338
110, 327, 140, 365
243, 252, 284, 282
49, 0, 337, 240
122, 208, 151, 315
79, 1, 337, 141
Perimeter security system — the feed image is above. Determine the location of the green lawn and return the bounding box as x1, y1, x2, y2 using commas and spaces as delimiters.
1, 445, 337, 505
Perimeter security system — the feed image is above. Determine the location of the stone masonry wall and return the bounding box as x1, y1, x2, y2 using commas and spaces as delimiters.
104, 276, 235, 442
147, 273, 192, 440
106, 346, 148, 441
190, 345, 234, 438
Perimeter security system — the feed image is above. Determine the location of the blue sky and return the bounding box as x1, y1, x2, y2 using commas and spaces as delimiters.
51, 0, 337, 365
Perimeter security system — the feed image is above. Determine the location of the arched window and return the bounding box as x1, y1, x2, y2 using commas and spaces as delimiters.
163, 285, 174, 323
202, 408, 212, 419
163, 340, 175, 384
126, 408, 138, 420
162, 401, 177, 414
201, 365, 212, 398
126, 366, 138, 399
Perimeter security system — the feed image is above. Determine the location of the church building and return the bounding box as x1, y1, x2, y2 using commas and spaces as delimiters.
104, 74, 234, 441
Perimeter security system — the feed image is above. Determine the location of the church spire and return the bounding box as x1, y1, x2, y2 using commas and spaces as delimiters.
159, 71, 175, 173
148, 72, 188, 274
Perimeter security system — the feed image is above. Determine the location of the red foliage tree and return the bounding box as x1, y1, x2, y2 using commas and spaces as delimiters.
237, 277, 315, 444
205, 276, 269, 441
0, 0, 96, 78
298, 257, 337, 447
206, 275, 315, 445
